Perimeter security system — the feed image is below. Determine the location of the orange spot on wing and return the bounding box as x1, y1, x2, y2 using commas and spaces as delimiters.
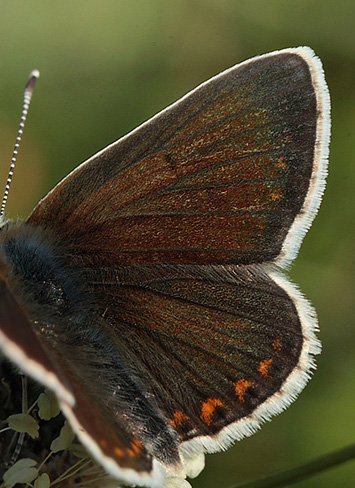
270, 189, 282, 201
131, 438, 143, 455
258, 358, 273, 377
273, 337, 282, 351
170, 410, 189, 429
276, 156, 286, 168
234, 379, 254, 402
200, 398, 224, 425
114, 447, 125, 458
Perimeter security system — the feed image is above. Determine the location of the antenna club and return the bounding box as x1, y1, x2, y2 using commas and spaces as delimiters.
25, 70, 40, 92
30, 69, 40, 79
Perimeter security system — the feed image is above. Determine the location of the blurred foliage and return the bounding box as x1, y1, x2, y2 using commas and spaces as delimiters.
0, 1, 354, 487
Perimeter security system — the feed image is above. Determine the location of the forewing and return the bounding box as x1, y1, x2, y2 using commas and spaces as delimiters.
27, 48, 329, 267
89, 264, 320, 447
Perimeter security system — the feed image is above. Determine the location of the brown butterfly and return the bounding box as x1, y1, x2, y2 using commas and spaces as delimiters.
0, 47, 330, 487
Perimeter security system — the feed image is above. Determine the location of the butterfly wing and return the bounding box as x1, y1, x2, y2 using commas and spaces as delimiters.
27, 47, 329, 268
87, 263, 320, 451
0, 261, 73, 406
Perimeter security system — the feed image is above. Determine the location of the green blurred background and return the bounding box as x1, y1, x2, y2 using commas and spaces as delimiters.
0, 1, 354, 487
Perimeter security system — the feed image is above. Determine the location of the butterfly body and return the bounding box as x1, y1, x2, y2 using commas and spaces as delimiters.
0, 222, 82, 315
0, 221, 181, 468
0, 47, 330, 487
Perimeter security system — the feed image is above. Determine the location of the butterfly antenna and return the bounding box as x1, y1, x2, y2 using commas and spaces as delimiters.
0, 70, 40, 219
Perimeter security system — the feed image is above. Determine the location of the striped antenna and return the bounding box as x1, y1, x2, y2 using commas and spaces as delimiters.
0, 70, 40, 219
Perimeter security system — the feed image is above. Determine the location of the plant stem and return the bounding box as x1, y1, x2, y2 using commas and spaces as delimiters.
231, 444, 355, 488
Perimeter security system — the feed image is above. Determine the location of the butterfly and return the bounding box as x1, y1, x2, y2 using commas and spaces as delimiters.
0, 47, 330, 487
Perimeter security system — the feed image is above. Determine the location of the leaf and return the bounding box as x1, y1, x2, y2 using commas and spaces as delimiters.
3, 458, 38, 488
34, 473, 51, 488
50, 420, 75, 452
38, 389, 60, 420
7, 413, 39, 438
